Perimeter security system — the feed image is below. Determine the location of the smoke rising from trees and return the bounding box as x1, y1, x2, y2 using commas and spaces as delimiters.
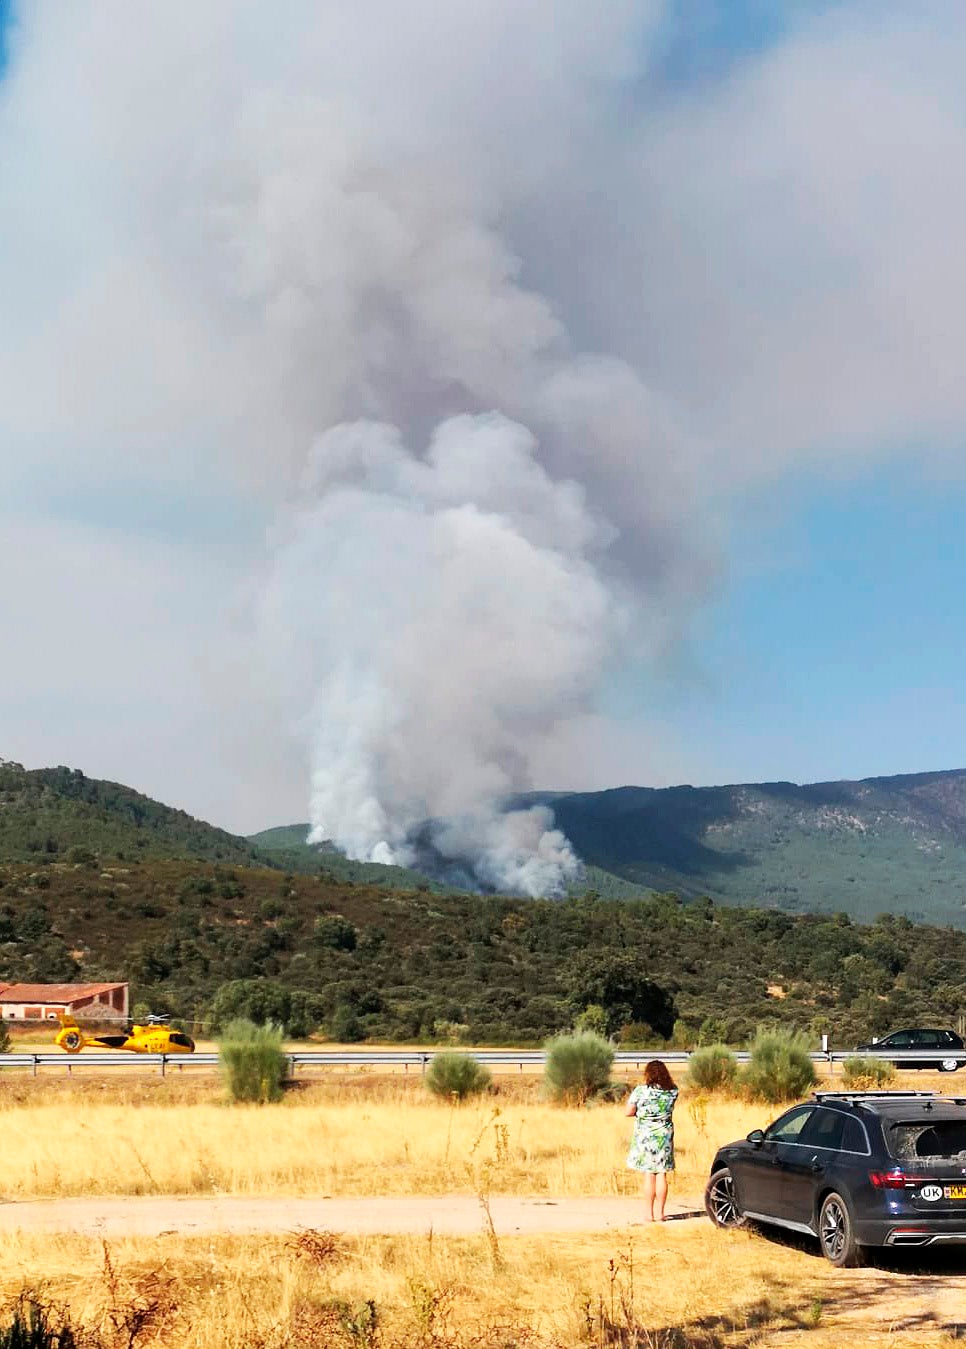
2, 3, 966, 870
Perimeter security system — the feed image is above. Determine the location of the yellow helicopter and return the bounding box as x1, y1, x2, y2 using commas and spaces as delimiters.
55, 1013, 195, 1055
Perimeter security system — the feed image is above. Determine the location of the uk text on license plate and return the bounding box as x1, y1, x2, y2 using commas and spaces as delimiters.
944, 1185, 966, 1200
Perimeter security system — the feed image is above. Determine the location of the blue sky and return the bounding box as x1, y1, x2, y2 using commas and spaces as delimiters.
1, 1, 964, 837
651, 0, 837, 84
620, 465, 966, 787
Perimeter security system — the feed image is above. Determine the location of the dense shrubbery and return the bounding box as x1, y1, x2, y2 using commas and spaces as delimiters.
425, 1051, 492, 1100
543, 1031, 614, 1105
742, 1026, 817, 1103
687, 1044, 739, 1093
5, 844, 966, 1049
210, 979, 323, 1038
841, 1055, 896, 1089
217, 1018, 288, 1103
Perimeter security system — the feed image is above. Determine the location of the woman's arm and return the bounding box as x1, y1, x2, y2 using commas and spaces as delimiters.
624, 1089, 640, 1117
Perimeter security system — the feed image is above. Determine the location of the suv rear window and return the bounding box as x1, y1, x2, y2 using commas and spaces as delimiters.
889, 1120, 966, 1160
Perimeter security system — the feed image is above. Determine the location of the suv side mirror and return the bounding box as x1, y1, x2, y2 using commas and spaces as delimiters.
746, 1129, 765, 1147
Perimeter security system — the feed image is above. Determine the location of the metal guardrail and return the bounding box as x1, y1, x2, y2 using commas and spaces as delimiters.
3, 1047, 966, 1075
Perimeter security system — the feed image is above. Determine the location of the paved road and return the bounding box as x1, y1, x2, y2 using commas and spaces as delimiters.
0, 1194, 704, 1238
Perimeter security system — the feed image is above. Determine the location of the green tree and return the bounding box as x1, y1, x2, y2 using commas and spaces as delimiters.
564, 953, 676, 1038
210, 978, 323, 1037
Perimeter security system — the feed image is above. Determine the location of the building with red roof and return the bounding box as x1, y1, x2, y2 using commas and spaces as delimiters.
0, 982, 128, 1022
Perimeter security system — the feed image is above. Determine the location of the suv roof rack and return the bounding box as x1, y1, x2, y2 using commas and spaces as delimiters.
813, 1091, 939, 1101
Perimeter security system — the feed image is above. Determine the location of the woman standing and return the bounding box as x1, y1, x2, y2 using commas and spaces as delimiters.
624, 1059, 679, 1222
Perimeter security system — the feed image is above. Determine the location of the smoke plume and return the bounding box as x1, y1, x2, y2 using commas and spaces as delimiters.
3, 3, 963, 872
257, 412, 622, 893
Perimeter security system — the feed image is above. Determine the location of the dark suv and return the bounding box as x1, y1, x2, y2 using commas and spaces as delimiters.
706, 1091, 966, 1265
852, 1028, 965, 1072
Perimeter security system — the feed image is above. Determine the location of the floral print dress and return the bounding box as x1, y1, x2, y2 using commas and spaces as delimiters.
626, 1084, 679, 1173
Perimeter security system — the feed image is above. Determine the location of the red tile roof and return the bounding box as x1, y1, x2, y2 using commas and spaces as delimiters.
0, 983, 126, 1003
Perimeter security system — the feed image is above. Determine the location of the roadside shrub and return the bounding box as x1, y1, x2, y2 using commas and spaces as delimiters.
687, 1043, 739, 1093
697, 1016, 729, 1046
431, 1019, 470, 1044
573, 1004, 608, 1037
327, 1004, 364, 1043
670, 1019, 696, 1050
425, 1051, 492, 1101
617, 1021, 654, 1048
0, 1021, 10, 1054
218, 1018, 287, 1104
543, 1031, 614, 1105
742, 1026, 816, 1103
842, 1055, 896, 1090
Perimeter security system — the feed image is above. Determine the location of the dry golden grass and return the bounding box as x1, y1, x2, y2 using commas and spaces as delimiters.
2, 1222, 962, 1348
3, 1076, 966, 1345
0, 1075, 768, 1200
0, 1067, 957, 1202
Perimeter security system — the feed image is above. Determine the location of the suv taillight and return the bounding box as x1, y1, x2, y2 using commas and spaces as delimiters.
869, 1169, 927, 1189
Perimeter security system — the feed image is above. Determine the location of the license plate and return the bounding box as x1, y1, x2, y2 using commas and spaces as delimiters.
944, 1185, 966, 1200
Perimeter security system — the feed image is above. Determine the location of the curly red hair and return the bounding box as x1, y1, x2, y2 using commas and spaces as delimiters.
643, 1059, 676, 1090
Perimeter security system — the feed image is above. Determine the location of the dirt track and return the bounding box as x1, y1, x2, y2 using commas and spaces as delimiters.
0, 1194, 702, 1238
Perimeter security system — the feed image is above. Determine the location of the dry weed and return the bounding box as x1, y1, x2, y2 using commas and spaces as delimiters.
0, 1083, 765, 1201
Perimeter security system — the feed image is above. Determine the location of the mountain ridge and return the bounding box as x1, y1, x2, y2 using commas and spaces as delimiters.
530, 767, 966, 923
7, 757, 966, 923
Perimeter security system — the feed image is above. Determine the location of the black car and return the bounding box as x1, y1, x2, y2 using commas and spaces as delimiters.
706, 1091, 966, 1265
853, 1028, 966, 1072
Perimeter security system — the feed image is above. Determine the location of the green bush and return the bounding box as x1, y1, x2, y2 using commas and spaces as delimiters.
314, 915, 358, 951
543, 1031, 614, 1105
0, 1021, 10, 1054
670, 1019, 696, 1049
697, 1016, 729, 1046
218, 1018, 288, 1104
210, 979, 323, 1038
687, 1043, 739, 1092
739, 1025, 814, 1100
742, 1026, 816, 1103
841, 1055, 896, 1090
425, 1052, 492, 1100
328, 1004, 364, 1043
573, 1004, 608, 1037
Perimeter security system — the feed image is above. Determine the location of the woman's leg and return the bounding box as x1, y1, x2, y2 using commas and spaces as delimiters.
641, 1171, 656, 1220
654, 1171, 669, 1221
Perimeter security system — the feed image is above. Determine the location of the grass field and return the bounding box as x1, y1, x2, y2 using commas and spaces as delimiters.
0, 1074, 762, 1201
1, 1068, 960, 1201
3, 1073, 966, 1346
3, 1222, 964, 1348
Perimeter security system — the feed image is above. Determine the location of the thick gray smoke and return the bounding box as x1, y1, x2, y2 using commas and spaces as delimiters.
258, 413, 619, 893
3, 3, 963, 872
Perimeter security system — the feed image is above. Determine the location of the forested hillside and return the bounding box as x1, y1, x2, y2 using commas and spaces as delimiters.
534, 769, 966, 923
0, 760, 267, 867
0, 762, 433, 888
2, 853, 965, 1048
249, 824, 649, 900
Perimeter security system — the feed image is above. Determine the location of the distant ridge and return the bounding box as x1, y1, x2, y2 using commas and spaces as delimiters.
0, 760, 265, 866
0, 761, 440, 889
528, 767, 966, 923
7, 758, 966, 921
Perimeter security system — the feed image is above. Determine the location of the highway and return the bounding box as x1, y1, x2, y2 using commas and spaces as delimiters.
2, 1047, 965, 1075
